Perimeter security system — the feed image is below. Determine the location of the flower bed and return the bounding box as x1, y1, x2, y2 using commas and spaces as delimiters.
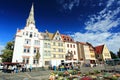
49, 70, 120, 80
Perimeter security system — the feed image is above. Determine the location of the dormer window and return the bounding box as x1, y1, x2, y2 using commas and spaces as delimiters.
67, 39, 69, 41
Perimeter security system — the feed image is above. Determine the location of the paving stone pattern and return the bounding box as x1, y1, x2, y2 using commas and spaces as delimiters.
0, 70, 50, 80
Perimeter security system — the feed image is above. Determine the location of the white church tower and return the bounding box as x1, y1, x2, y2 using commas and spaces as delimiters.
12, 4, 43, 67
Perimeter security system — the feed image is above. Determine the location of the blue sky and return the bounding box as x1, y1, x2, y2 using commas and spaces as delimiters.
0, 0, 120, 53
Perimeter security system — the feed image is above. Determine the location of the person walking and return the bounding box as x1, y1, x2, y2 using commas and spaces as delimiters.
29, 64, 32, 72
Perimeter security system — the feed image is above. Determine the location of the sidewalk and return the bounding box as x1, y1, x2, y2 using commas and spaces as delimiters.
0, 70, 51, 80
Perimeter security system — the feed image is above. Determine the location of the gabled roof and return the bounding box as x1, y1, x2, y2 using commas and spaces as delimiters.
95, 45, 104, 54
61, 34, 74, 42
45, 30, 54, 40
52, 30, 61, 40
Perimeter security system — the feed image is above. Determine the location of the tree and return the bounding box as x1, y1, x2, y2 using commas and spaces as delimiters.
35, 50, 40, 66
1, 41, 14, 62
110, 51, 117, 59
117, 48, 120, 58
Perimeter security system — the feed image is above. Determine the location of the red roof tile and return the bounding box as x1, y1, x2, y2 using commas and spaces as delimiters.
95, 45, 104, 54
61, 34, 74, 42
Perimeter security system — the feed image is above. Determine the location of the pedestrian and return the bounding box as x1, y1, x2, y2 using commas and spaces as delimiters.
3, 65, 7, 73
29, 64, 32, 72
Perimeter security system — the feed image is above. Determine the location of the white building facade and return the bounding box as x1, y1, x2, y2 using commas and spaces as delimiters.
12, 4, 43, 67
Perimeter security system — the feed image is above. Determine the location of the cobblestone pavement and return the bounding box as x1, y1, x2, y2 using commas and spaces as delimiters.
0, 70, 51, 80
0, 65, 120, 80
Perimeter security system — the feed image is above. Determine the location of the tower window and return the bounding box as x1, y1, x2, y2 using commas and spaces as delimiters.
30, 32, 32, 38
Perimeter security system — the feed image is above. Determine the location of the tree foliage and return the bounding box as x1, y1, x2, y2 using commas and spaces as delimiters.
1, 41, 14, 62
117, 48, 120, 58
35, 50, 40, 63
110, 51, 117, 59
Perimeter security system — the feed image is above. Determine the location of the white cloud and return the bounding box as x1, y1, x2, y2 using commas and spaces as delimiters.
57, 0, 80, 11
68, 0, 120, 53
85, 0, 120, 32
106, 0, 115, 8
70, 32, 120, 53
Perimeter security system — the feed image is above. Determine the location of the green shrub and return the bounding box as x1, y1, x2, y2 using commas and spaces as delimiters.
72, 70, 78, 75
68, 70, 73, 74
53, 71, 58, 74
58, 71, 64, 76
58, 76, 64, 80
110, 76, 118, 80
94, 70, 100, 74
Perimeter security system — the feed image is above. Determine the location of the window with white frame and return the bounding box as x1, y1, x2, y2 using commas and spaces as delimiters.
34, 48, 39, 53
37, 34, 39, 37
22, 57, 29, 64
59, 54, 64, 58
58, 43, 63, 46
73, 45, 75, 48
34, 33, 36, 37
29, 32, 33, 38
26, 32, 28, 36
53, 42, 56, 46
58, 49, 63, 52
44, 50, 47, 56
44, 43, 47, 48
53, 48, 56, 52
24, 39, 31, 44
45, 61, 50, 65
33, 58, 39, 64
48, 51, 51, 56
48, 43, 51, 48
23, 32, 24, 35
23, 47, 30, 53
34, 40, 40, 45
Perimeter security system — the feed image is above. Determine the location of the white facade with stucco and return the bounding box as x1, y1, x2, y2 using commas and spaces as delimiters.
12, 4, 44, 67
64, 42, 78, 63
